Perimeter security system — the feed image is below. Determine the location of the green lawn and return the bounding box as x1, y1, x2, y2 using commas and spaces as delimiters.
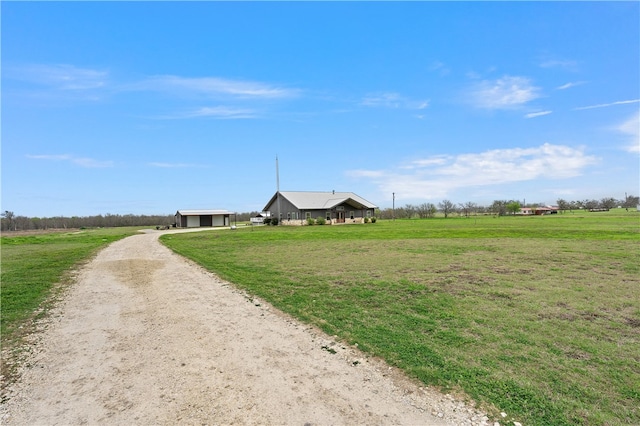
161, 211, 640, 426
1, 228, 140, 343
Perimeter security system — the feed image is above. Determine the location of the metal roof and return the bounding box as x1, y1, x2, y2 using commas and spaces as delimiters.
176, 210, 235, 216
264, 191, 377, 211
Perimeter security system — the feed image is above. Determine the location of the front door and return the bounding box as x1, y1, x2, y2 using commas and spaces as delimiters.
336, 211, 345, 223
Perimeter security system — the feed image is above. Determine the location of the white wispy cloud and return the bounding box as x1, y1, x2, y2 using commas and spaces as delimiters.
360, 92, 429, 110
575, 99, 640, 110
468, 75, 541, 110
347, 143, 598, 200
525, 111, 552, 119
539, 59, 579, 70
615, 112, 640, 153
402, 156, 450, 168
135, 75, 299, 99
26, 154, 113, 168
4, 64, 110, 103
361, 92, 402, 108
556, 81, 585, 90
157, 106, 258, 120
7, 63, 300, 103
148, 162, 208, 168
429, 61, 450, 76
349, 170, 385, 178
8, 64, 109, 90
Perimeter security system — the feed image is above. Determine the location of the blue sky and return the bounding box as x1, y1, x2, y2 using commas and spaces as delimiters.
2, 2, 639, 217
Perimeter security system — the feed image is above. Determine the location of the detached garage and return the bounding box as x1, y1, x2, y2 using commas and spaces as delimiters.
175, 210, 235, 228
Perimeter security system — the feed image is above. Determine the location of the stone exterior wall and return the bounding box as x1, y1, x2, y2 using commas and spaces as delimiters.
280, 218, 366, 226
335, 218, 365, 225
280, 219, 306, 226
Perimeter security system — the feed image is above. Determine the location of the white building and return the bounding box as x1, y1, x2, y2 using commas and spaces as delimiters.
175, 210, 235, 228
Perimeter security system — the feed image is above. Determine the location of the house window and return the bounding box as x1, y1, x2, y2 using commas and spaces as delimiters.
291, 212, 298, 220
287, 213, 291, 220
367, 210, 372, 217
350, 211, 354, 219
305, 212, 311, 220
326, 211, 331, 220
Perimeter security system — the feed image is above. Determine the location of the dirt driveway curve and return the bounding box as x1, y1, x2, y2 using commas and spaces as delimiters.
1, 229, 491, 425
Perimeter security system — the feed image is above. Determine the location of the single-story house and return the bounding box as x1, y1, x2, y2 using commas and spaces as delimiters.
262, 191, 377, 225
519, 207, 534, 215
175, 209, 236, 228
519, 206, 558, 215
534, 206, 559, 215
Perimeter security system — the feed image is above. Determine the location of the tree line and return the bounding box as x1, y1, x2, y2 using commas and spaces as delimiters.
0, 210, 268, 232
0, 212, 176, 232
1, 195, 637, 232
374, 195, 639, 220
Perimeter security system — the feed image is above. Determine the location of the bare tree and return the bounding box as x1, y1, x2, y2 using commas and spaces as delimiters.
556, 199, 569, 213
583, 199, 599, 210
459, 201, 478, 217
458, 203, 469, 217
14, 215, 32, 230
491, 200, 508, 216
376, 208, 393, 220
600, 197, 617, 210
416, 203, 429, 219
404, 204, 417, 219
426, 203, 437, 218
415, 203, 438, 218
1, 210, 15, 231
466, 202, 478, 216
438, 199, 455, 218
623, 194, 639, 210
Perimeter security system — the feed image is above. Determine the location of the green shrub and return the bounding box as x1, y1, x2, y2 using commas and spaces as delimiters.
364, 217, 370, 223
371, 217, 377, 223
306, 217, 315, 226
315, 217, 326, 225
271, 218, 279, 226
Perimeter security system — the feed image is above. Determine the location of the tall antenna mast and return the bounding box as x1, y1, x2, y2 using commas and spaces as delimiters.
276, 155, 280, 193
276, 155, 281, 222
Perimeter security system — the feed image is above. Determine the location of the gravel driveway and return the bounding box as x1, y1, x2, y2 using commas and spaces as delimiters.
1, 229, 491, 425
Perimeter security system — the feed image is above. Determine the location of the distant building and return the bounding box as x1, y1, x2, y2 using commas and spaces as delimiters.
519, 207, 534, 215
262, 191, 377, 225
175, 210, 235, 228
519, 206, 558, 215
534, 206, 559, 215
250, 213, 268, 225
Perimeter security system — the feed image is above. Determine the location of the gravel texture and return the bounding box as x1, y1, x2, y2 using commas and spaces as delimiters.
1, 229, 494, 425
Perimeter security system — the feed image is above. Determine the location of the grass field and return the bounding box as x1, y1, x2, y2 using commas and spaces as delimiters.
161, 211, 640, 426
1, 227, 140, 346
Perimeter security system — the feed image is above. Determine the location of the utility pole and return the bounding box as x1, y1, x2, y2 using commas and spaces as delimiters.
276, 155, 281, 223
